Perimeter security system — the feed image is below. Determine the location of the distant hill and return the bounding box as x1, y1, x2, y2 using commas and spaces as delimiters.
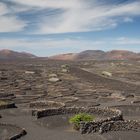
104, 50, 140, 60
76, 50, 105, 60
0, 49, 139, 61
49, 53, 77, 60
0, 49, 37, 60
49, 50, 140, 61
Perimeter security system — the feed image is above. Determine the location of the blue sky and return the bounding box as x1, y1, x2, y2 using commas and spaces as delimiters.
0, 0, 140, 56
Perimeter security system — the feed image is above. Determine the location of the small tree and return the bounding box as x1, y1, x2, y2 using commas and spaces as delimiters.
69, 113, 94, 130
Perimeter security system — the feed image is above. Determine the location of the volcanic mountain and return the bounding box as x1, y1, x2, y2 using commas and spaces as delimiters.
49, 53, 77, 60
49, 50, 140, 60
0, 49, 37, 60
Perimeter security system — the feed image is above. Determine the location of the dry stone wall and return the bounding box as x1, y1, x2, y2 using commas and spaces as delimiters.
32, 107, 122, 119
80, 120, 140, 134
32, 107, 140, 134
0, 123, 27, 140
0, 102, 16, 110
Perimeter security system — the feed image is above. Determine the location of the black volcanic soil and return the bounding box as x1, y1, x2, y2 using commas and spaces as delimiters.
69, 67, 140, 95
0, 108, 107, 140
0, 59, 140, 140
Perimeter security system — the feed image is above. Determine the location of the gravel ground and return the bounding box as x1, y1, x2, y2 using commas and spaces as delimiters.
1, 107, 140, 140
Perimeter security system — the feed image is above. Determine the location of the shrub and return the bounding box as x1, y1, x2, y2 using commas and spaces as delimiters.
69, 113, 95, 130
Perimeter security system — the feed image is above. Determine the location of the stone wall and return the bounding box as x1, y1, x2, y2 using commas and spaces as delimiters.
80, 120, 140, 134
0, 123, 27, 140
0, 93, 14, 98
0, 102, 16, 110
32, 107, 140, 134
30, 101, 65, 109
32, 107, 122, 119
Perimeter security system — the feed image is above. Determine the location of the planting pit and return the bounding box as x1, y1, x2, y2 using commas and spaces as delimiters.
13, 94, 43, 104
97, 97, 119, 103
36, 114, 104, 131
66, 100, 100, 107
32, 107, 126, 134
0, 123, 26, 140
55, 96, 79, 104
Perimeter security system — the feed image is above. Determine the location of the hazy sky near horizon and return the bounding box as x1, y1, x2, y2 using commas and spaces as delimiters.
0, 0, 140, 56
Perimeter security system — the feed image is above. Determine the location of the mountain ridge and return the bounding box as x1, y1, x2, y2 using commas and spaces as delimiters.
49, 50, 140, 60
0, 49, 37, 60
0, 49, 139, 60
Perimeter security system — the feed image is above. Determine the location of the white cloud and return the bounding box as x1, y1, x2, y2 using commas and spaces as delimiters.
0, 16, 27, 32
37, 1, 140, 34
0, 2, 27, 32
115, 37, 140, 45
12, 0, 140, 34
0, 3, 8, 15
12, 0, 81, 9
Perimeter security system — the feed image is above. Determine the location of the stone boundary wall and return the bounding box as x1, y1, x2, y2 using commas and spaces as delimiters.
110, 105, 140, 108
0, 93, 14, 98
32, 107, 140, 134
30, 101, 65, 109
32, 107, 122, 119
0, 123, 27, 140
80, 119, 140, 134
0, 102, 16, 110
